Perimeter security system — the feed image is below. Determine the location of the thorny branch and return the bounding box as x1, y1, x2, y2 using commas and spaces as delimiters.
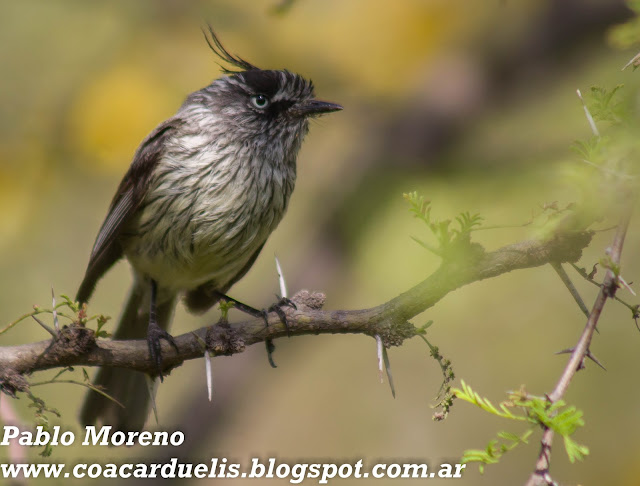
524, 203, 633, 486
0, 231, 592, 397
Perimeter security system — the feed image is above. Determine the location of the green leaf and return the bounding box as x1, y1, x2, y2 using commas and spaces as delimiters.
455, 381, 588, 471
453, 380, 524, 421
564, 436, 590, 463
461, 428, 533, 473
405, 192, 483, 258
587, 85, 625, 124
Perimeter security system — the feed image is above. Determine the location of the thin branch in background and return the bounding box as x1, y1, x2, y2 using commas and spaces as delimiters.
550, 262, 590, 318
525, 204, 633, 486
524, 80, 636, 485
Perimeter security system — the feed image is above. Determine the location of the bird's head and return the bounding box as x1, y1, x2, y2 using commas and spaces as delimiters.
194, 26, 342, 148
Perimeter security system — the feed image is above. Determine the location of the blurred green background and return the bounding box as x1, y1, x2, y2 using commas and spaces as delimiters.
2, 0, 640, 484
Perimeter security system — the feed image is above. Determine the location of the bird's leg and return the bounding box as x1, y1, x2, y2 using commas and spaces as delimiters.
213, 292, 296, 368
213, 293, 265, 319
147, 279, 179, 380
213, 292, 296, 329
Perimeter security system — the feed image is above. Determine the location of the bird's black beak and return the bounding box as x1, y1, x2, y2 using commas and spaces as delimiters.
294, 99, 343, 118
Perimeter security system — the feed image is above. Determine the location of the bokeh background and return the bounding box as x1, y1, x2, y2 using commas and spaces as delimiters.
2, 0, 640, 484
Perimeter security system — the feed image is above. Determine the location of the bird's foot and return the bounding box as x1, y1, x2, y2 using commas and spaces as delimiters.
261, 296, 297, 334
261, 297, 296, 369
212, 292, 296, 369
147, 321, 179, 381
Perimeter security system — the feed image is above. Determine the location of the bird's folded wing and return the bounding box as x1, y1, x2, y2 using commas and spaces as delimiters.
76, 118, 182, 303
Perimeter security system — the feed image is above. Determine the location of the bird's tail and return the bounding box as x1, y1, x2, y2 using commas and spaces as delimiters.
80, 281, 177, 432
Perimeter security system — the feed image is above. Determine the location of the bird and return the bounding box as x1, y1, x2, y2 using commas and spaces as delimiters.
76, 26, 342, 432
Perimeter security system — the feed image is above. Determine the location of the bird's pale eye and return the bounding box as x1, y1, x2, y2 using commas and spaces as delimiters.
250, 94, 270, 109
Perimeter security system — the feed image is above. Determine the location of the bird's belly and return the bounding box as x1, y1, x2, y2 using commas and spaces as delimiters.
125, 245, 252, 292
122, 166, 290, 292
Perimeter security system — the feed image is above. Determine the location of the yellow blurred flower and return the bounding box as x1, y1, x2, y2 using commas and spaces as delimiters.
66, 63, 176, 173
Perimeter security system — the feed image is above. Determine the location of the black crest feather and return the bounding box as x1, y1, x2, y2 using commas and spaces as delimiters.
202, 24, 257, 73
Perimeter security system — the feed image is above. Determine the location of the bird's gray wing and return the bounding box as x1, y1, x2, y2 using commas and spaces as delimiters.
76, 118, 182, 304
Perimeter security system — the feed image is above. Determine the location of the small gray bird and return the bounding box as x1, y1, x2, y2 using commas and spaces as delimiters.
76, 27, 342, 432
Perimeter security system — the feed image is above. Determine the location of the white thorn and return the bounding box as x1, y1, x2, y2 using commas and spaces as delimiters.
145, 375, 159, 424
275, 255, 288, 299
205, 350, 213, 402
618, 275, 636, 296
622, 51, 640, 71
51, 287, 59, 332
376, 335, 384, 383
576, 89, 600, 137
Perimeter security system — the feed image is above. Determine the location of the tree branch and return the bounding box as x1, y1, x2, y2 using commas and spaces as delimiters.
525, 206, 633, 486
0, 230, 592, 395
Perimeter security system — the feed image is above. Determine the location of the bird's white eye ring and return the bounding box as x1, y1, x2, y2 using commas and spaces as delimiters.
251, 94, 270, 109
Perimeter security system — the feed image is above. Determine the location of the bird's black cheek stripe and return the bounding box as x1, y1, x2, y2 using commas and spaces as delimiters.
266, 99, 295, 117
